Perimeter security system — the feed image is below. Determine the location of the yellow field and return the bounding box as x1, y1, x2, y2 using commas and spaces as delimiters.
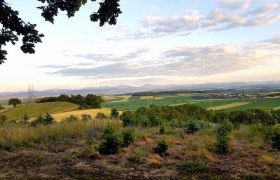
103, 96, 118, 100
140, 96, 154, 100
274, 106, 280, 110
52, 108, 112, 121
109, 96, 130, 103
207, 102, 251, 110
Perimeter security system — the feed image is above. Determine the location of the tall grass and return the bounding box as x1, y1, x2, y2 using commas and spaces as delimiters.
0, 119, 121, 150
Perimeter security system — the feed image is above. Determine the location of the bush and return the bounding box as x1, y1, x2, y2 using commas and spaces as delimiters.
153, 139, 168, 155
159, 123, 167, 134
21, 113, 29, 124
103, 125, 114, 137
216, 121, 233, 153
122, 129, 135, 147
170, 119, 182, 129
96, 112, 107, 119
64, 115, 79, 123
81, 114, 91, 122
0, 115, 8, 124
271, 124, 280, 150
111, 108, 119, 119
183, 119, 200, 134
31, 113, 55, 126
178, 160, 208, 173
99, 132, 123, 154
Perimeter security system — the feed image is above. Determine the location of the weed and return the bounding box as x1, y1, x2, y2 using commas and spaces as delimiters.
128, 151, 143, 162
153, 139, 168, 155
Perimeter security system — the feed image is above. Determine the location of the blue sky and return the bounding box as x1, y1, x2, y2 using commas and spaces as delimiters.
0, 0, 280, 92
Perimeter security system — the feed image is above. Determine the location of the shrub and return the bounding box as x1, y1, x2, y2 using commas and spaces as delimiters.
81, 114, 91, 122
183, 119, 200, 134
103, 125, 114, 137
153, 139, 168, 155
31, 113, 55, 126
99, 132, 123, 154
44, 113, 55, 125
21, 113, 29, 124
111, 108, 119, 119
64, 115, 79, 123
159, 123, 167, 134
96, 112, 107, 119
0, 115, 8, 124
216, 121, 233, 153
122, 129, 135, 147
178, 160, 208, 173
170, 119, 182, 129
271, 124, 280, 150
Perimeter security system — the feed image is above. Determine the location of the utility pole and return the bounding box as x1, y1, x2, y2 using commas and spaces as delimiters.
27, 84, 34, 104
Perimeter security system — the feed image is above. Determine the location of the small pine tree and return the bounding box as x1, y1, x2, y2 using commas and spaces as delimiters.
44, 112, 54, 125
153, 139, 169, 155
111, 108, 119, 119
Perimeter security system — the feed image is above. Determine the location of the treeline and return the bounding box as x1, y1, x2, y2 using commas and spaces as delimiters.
36, 94, 104, 109
120, 104, 280, 128
130, 91, 204, 96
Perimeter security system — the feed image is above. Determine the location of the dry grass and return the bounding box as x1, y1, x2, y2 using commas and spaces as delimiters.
52, 108, 111, 121
207, 102, 251, 110
109, 96, 131, 103
140, 96, 154, 100
0, 119, 121, 149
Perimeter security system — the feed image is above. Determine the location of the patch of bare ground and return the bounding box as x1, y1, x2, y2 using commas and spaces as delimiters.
211, 138, 280, 179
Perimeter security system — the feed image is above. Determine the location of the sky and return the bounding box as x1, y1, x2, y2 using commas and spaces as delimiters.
0, 0, 280, 92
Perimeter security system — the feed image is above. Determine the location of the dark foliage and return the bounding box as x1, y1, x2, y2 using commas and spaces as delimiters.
36, 93, 103, 109
31, 113, 55, 126
111, 108, 119, 119
0, 0, 121, 63
153, 139, 168, 155
99, 126, 123, 154
183, 119, 200, 134
216, 121, 233, 153
121, 129, 135, 147
8, 98, 22, 107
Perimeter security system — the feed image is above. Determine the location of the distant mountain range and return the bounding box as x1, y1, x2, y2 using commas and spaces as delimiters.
0, 81, 279, 98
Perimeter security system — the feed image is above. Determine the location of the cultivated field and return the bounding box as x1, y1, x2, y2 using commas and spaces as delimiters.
103, 95, 280, 111
52, 108, 112, 121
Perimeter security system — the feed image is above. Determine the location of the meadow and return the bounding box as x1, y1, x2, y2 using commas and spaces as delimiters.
1, 102, 79, 120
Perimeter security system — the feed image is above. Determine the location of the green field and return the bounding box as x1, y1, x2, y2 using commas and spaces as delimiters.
103, 95, 280, 111
0, 102, 79, 120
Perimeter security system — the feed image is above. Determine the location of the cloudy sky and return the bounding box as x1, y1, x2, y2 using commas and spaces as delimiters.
1, 0, 280, 92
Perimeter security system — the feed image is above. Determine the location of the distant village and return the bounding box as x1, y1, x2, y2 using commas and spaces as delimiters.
211, 93, 259, 99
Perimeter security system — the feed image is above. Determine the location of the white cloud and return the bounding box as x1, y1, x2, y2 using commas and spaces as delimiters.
218, 0, 251, 9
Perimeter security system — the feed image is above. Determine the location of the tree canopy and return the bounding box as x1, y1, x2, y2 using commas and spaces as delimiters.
0, 0, 121, 64
8, 98, 22, 107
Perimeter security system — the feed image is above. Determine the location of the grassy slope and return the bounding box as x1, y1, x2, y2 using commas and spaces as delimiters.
0, 122, 279, 179
0, 102, 79, 120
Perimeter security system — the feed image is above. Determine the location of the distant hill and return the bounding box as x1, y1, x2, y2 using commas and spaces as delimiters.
0, 81, 279, 98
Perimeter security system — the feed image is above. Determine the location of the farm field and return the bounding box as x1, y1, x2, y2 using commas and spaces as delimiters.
52, 108, 112, 121
103, 95, 280, 111
0, 102, 79, 120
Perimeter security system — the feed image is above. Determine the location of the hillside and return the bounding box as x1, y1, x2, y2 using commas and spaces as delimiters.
0, 102, 79, 120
